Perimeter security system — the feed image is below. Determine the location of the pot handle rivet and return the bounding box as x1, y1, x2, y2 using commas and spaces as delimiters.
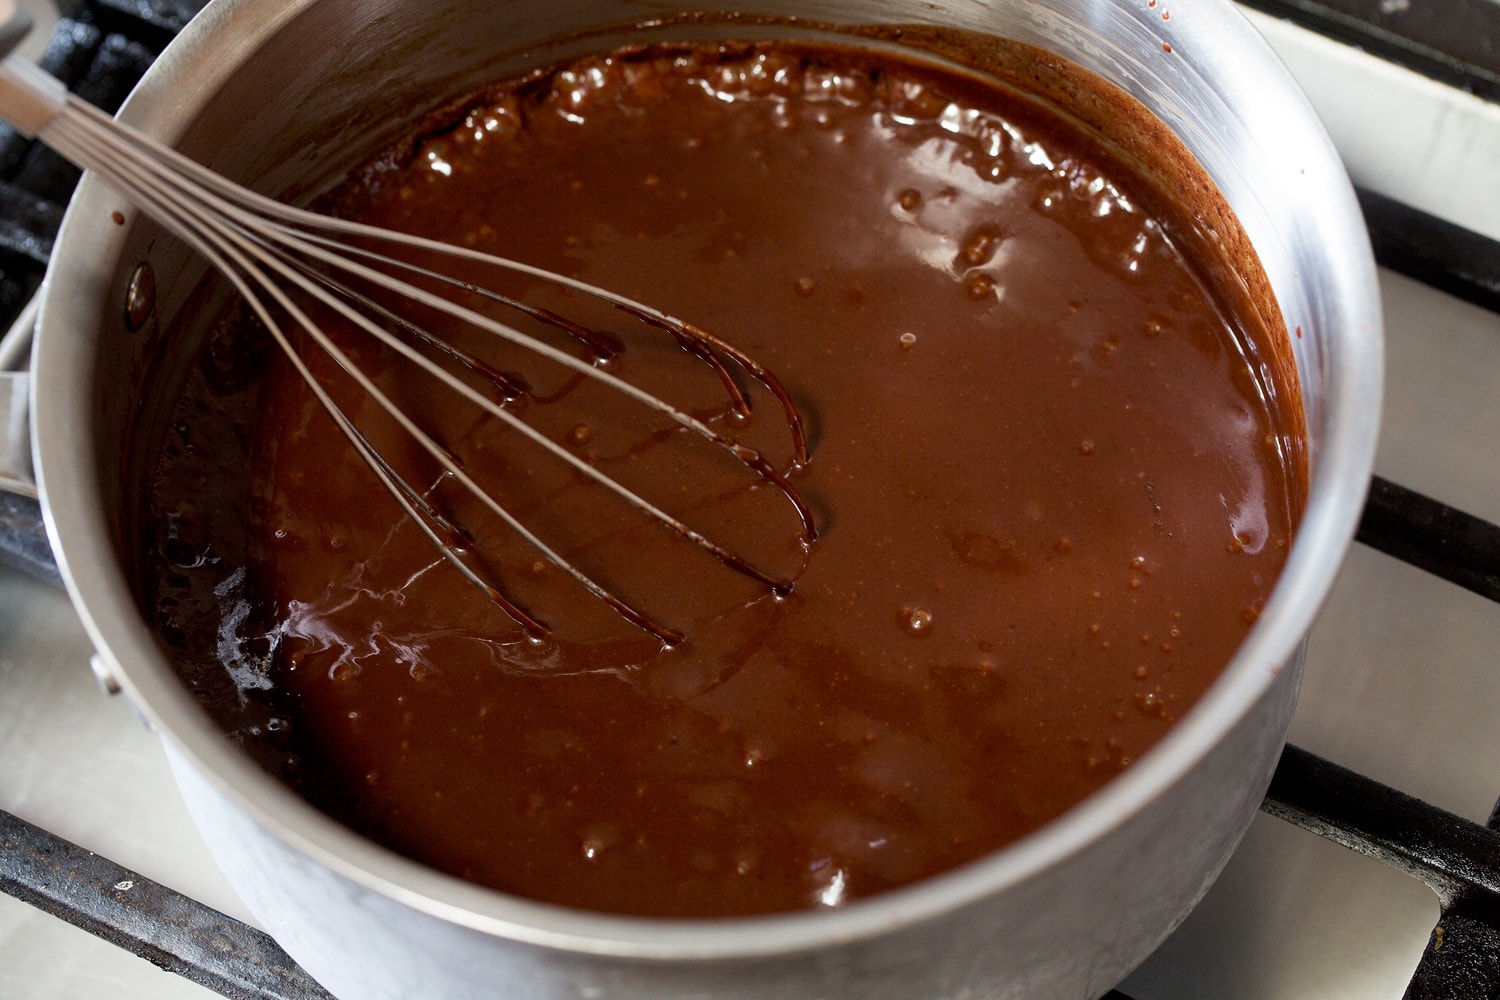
124, 261, 155, 332
89, 653, 122, 696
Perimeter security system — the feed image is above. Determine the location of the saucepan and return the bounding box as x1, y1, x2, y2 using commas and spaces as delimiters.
10, 0, 1382, 996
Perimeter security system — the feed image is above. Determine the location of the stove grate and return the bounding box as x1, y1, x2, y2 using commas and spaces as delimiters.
1237, 0, 1500, 102
1359, 476, 1500, 605
0, 2, 189, 327
1357, 190, 1500, 315
0, 809, 333, 1000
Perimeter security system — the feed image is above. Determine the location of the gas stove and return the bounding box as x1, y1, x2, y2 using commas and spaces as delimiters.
1, 1, 1498, 997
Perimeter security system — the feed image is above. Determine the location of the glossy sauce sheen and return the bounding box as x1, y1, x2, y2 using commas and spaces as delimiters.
146, 43, 1303, 917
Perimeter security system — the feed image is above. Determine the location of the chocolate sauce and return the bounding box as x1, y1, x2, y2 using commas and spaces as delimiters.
145, 41, 1304, 917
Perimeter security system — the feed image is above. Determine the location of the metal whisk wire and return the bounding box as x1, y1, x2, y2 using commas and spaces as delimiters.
0, 37, 815, 644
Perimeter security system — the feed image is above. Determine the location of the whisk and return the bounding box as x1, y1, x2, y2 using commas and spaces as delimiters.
0, 4, 815, 644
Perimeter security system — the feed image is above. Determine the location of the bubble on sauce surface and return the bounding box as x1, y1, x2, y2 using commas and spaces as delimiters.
882, 77, 951, 122
580, 822, 622, 861
420, 142, 454, 178
1101, 227, 1154, 278
802, 62, 875, 105
965, 272, 997, 301
1135, 689, 1170, 718
899, 607, 934, 636
956, 224, 1003, 268
1033, 176, 1067, 213
703, 50, 805, 102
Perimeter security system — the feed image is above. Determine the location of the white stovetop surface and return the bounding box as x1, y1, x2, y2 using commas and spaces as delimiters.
3, 8, 1500, 999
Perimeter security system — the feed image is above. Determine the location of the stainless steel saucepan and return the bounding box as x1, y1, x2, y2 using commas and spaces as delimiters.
8, 1, 1382, 996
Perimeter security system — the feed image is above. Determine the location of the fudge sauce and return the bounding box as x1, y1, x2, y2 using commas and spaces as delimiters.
145, 40, 1304, 917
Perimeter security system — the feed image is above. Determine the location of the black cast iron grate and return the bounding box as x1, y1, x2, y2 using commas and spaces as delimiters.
2, 1, 1500, 998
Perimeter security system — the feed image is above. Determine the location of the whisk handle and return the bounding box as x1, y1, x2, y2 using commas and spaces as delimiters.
0, 0, 67, 139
